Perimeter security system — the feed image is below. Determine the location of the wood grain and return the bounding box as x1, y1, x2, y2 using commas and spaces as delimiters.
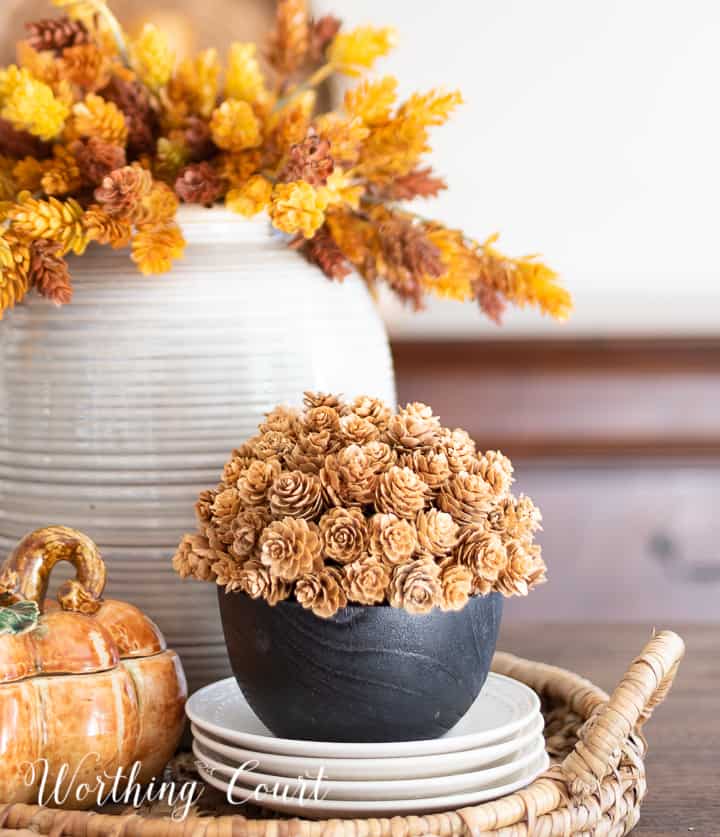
394, 338, 720, 622
500, 458, 720, 623
498, 622, 720, 836
392, 338, 720, 457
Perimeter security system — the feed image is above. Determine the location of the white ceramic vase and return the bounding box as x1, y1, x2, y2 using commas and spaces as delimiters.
0, 206, 396, 693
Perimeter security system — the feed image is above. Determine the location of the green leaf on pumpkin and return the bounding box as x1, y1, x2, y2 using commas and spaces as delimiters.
0, 600, 40, 636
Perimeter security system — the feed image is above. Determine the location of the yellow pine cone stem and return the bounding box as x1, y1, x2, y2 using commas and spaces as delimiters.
8, 195, 87, 255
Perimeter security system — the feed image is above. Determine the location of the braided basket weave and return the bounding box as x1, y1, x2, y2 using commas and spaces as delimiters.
0, 630, 684, 837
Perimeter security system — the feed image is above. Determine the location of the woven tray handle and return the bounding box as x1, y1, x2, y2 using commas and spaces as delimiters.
561, 630, 685, 791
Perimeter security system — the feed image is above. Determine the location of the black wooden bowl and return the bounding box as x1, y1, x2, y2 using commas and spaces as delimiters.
217, 590, 503, 742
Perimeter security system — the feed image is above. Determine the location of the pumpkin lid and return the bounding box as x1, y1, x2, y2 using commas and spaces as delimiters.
0, 527, 167, 684
0, 609, 119, 683
92, 598, 165, 658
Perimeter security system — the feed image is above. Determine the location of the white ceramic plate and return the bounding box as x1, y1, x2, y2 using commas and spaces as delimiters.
186, 673, 541, 758
190, 713, 544, 781
192, 735, 546, 801
195, 751, 550, 818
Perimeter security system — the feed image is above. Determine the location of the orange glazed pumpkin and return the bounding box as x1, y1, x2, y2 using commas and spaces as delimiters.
0, 527, 187, 809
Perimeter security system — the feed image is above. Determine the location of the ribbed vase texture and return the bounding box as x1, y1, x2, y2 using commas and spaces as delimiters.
0, 207, 396, 692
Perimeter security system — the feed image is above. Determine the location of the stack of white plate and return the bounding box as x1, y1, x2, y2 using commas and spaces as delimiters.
187, 673, 549, 818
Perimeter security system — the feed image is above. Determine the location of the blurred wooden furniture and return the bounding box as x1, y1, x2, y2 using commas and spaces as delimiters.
498, 622, 718, 837
394, 338, 720, 622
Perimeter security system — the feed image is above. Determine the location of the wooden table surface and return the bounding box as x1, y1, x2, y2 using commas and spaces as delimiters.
498, 623, 719, 837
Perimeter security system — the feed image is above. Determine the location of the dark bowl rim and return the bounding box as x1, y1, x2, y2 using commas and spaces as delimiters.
217, 589, 501, 614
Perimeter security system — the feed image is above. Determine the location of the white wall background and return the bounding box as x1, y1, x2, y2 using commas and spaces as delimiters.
317, 0, 720, 338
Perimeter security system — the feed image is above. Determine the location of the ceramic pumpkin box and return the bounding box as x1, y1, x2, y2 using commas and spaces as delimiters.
0, 527, 187, 808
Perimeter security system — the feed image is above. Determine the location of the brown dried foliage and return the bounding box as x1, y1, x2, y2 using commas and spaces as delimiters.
28, 239, 72, 305
26, 17, 89, 54
301, 227, 351, 281
175, 162, 224, 205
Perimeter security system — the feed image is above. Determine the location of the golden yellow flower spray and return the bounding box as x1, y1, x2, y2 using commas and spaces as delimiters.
0, 0, 570, 326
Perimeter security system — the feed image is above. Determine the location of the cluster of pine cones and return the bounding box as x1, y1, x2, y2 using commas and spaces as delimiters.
172, 393, 546, 618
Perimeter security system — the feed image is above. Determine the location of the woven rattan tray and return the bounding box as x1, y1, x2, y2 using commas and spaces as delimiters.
0, 629, 684, 837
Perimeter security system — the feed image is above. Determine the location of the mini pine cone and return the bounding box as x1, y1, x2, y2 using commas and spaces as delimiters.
259, 516, 322, 581
388, 558, 441, 614
368, 512, 416, 566
173, 393, 546, 616
230, 509, 270, 560
269, 470, 323, 520
319, 507, 368, 563
343, 554, 388, 605
172, 534, 223, 582
235, 559, 291, 605
295, 566, 347, 618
